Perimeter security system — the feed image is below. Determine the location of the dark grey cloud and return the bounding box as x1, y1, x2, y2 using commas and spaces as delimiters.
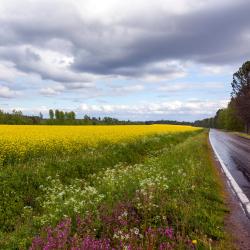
71, 1, 250, 75
0, 0, 249, 82
0, 46, 93, 84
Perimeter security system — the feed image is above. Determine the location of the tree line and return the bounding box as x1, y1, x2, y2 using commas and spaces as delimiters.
46, 109, 145, 125
0, 108, 198, 126
0, 109, 144, 125
195, 61, 250, 133
0, 110, 42, 125
145, 120, 193, 126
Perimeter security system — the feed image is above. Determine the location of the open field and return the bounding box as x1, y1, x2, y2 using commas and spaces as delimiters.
0, 125, 197, 166
0, 125, 232, 249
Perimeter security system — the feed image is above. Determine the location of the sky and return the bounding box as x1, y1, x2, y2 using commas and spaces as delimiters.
0, 0, 250, 121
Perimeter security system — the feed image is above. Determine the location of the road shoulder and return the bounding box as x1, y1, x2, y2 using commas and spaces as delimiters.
208, 136, 250, 250
231, 132, 250, 140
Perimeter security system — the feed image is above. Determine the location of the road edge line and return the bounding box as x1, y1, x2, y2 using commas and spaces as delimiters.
209, 130, 250, 218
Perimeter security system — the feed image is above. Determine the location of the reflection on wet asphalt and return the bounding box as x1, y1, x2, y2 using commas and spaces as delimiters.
209, 129, 250, 200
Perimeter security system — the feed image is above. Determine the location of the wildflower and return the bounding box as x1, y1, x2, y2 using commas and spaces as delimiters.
134, 227, 139, 235
113, 234, 119, 239
122, 211, 128, 217
192, 239, 197, 244
165, 228, 173, 239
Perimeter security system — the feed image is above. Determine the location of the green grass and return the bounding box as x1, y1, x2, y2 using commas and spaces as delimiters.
232, 131, 250, 139
0, 130, 233, 249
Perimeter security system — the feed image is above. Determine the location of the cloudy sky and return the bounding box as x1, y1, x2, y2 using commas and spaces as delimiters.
0, 0, 249, 121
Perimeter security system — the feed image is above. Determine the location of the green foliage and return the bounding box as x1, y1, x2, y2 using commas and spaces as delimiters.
214, 102, 244, 131
215, 109, 226, 129
49, 109, 54, 120
231, 61, 250, 98
0, 110, 41, 125
224, 102, 244, 131
0, 166, 44, 232
231, 61, 250, 133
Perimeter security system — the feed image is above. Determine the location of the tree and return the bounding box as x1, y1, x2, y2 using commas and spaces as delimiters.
12, 109, 23, 116
66, 111, 75, 120
71, 111, 76, 120
215, 109, 227, 129
224, 101, 244, 131
231, 61, 250, 133
59, 111, 65, 120
83, 115, 91, 124
55, 109, 60, 120
64, 112, 69, 120
49, 109, 54, 120
0, 110, 4, 121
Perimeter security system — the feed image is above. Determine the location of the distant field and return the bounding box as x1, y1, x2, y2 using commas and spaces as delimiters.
0, 124, 198, 166
0, 126, 232, 249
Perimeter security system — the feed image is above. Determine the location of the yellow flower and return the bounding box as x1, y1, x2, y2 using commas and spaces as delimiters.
192, 240, 197, 244
0, 124, 200, 164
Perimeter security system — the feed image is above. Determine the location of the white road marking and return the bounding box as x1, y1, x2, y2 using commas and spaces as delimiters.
209, 131, 250, 218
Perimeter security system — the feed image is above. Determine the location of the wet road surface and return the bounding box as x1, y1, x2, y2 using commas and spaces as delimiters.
209, 129, 250, 200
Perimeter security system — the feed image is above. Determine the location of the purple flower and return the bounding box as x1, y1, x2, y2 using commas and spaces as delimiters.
165, 228, 173, 239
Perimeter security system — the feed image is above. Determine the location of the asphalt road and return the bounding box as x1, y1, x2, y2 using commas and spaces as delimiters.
209, 129, 250, 200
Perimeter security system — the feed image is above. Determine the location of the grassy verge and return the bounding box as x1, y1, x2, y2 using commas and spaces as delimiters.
0, 130, 233, 249
232, 132, 250, 140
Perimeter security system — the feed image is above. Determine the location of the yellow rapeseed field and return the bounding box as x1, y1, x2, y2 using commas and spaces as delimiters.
0, 124, 199, 165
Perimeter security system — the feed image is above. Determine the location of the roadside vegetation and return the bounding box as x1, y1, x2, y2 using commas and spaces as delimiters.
0, 125, 233, 249
232, 132, 250, 140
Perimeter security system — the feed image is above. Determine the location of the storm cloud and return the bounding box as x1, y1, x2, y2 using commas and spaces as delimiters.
0, 0, 249, 81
